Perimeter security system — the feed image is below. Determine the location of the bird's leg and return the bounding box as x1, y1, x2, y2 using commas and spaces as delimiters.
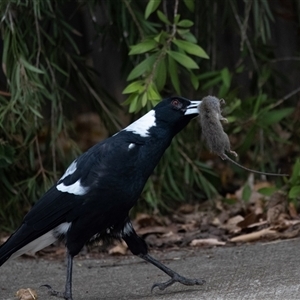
42, 252, 73, 300
140, 253, 205, 292
121, 220, 205, 292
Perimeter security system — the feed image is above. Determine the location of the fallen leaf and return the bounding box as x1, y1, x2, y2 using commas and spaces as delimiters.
137, 226, 172, 236
190, 238, 226, 247
267, 191, 288, 225
237, 212, 261, 229
288, 202, 299, 219
222, 215, 244, 233
135, 213, 163, 228
230, 228, 277, 243
16, 288, 38, 300
177, 204, 196, 214
108, 242, 127, 255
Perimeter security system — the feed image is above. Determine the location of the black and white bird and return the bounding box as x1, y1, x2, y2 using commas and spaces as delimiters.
0, 96, 204, 300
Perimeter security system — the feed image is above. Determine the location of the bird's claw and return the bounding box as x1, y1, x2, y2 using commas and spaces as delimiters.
151, 275, 206, 292
40, 285, 73, 300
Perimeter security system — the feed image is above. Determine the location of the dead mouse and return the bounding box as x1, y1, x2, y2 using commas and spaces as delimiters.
198, 95, 288, 177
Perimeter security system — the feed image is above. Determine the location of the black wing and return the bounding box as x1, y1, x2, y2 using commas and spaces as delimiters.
0, 138, 116, 265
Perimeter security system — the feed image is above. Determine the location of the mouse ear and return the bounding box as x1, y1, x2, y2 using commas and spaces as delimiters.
219, 98, 226, 106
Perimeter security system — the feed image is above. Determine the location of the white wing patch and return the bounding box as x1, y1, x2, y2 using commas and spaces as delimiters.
56, 179, 88, 195
124, 110, 156, 137
60, 160, 77, 181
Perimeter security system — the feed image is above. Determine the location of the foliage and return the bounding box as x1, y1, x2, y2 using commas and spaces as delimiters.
0, 0, 300, 230
0, 0, 120, 230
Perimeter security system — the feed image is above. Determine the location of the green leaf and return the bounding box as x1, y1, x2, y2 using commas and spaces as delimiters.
127, 54, 157, 81
155, 58, 167, 91
145, 0, 161, 19
157, 10, 171, 25
129, 40, 157, 55
127, 94, 139, 113
242, 184, 252, 202
177, 19, 194, 27
201, 75, 222, 90
288, 186, 300, 199
172, 40, 209, 59
174, 14, 181, 24
168, 51, 199, 69
257, 187, 278, 196
29, 105, 43, 118
141, 92, 148, 107
123, 92, 138, 106
220, 68, 231, 87
183, 0, 195, 12
177, 30, 198, 43
122, 81, 144, 94
19, 57, 44, 74
147, 83, 161, 100
190, 71, 199, 90
167, 55, 180, 94
259, 108, 294, 125
289, 159, 300, 186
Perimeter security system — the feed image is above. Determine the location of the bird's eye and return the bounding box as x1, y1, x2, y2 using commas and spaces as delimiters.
171, 99, 182, 108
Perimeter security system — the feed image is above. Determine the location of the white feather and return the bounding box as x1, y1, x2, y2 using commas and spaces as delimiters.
128, 143, 135, 150
124, 110, 156, 137
9, 231, 57, 260
60, 160, 77, 181
56, 179, 88, 195
8, 222, 72, 262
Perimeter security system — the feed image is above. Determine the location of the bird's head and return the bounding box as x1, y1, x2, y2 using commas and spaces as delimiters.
123, 96, 201, 139
153, 96, 201, 135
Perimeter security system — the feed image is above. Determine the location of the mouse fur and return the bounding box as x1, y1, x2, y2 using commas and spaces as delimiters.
198, 95, 288, 177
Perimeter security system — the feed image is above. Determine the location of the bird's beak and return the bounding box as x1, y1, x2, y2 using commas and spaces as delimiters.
184, 100, 202, 116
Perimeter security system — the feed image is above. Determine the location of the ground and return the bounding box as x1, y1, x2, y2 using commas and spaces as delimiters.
1, 238, 300, 300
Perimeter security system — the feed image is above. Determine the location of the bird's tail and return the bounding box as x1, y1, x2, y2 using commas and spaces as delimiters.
0, 224, 56, 266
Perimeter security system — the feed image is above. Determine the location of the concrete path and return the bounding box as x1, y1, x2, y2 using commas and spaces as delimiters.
1, 238, 300, 300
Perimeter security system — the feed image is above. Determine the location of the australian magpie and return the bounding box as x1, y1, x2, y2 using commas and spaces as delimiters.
0, 96, 204, 299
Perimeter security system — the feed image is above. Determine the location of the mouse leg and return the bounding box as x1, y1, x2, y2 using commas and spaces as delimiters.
229, 150, 238, 158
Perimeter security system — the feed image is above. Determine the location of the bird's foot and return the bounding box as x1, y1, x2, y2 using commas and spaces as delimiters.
41, 285, 73, 300
151, 273, 205, 292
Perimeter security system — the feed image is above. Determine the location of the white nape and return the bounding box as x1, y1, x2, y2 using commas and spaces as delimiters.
124, 110, 156, 137
56, 179, 88, 196
60, 160, 77, 181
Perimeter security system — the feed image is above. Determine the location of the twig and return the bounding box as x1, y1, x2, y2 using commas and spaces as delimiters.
268, 86, 300, 110
67, 55, 122, 131
144, 0, 179, 91
123, 0, 145, 40
230, 0, 259, 73
163, 0, 170, 32
240, 0, 253, 50
270, 57, 300, 63
0, 90, 11, 96
35, 136, 46, 180
34, 13, 42, 67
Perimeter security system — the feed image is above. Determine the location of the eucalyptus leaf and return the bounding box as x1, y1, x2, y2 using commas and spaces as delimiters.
172, 39, 209, 59
168, 51, 199, 69
127, 54, 158, 81
145, 0, 161, 19
129, 40, 157, 55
